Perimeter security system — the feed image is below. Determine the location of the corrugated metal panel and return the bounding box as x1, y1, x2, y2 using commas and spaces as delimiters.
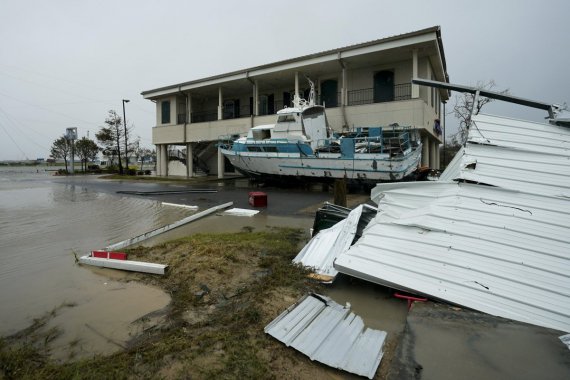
337, 113, 570, 332
293, 205, 364, 281
439, 113, 570, 196
336, 182, 570, 332
264, 293, 387, 379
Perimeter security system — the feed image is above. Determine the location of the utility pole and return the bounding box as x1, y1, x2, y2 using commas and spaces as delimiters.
66, 127, 77, 174
122, 99, 130, 174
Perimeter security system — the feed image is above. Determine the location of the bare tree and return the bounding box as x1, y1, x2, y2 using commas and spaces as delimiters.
96, 110, 124, 174
137, 147, 153, 171
50, 135, 73, 172
452, 80, 509, 144
75, 137, 99, 172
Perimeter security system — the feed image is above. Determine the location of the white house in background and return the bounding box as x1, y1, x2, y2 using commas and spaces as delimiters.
141, 26, 450, 178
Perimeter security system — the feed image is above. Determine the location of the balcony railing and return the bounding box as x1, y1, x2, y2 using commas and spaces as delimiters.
191, 110, 217, 123
178, 85, 412, 124
347, 83, 411, 106
177, 113, 188, 124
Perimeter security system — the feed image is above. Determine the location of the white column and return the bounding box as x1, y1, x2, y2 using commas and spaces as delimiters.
156, 144, 161, 176
435, 143, 440, 170
217, 146, 224, 179
429, 140, 436, 169
161, 144, 168, 176
412, 49, 419, 99
421, 136, 429, 167
186, 143, 193, 178
341, 67, 347, 106
254, 80, 259, 116
218, 87, 223, 120
188, 94, 192, 123
295, 72, 299, 101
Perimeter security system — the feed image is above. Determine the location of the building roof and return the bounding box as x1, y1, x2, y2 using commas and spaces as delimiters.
142, 26, 447, 99
334, 111, 570, 333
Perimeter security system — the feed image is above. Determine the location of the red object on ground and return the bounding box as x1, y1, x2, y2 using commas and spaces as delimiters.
248, 191, 267, 207
91, 250, 128, 260
394, 292, 428, 310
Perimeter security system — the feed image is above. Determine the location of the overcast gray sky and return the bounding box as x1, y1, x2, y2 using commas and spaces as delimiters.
1, 0, 568, 161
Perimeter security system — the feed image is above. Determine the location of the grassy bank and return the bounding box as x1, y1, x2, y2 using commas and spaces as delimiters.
0, 228, 327, 379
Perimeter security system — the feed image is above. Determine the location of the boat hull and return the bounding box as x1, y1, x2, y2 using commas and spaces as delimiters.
221, 145, 421, 183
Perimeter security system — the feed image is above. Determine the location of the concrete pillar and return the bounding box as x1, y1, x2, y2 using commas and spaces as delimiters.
429, 140, 436, 169
254, 80, 259, 116
435, 143, 440, 170
161, 144, 168, 176
218, 87, 223, 120
188, 94, 192, 123
295, 71, 299, 103
156, 144, 161, 176
341, 67, 347, 106
421, 135, 429, 167
412, 49, 419, 99
186, 143, 193, 178
217, 146, 224, 179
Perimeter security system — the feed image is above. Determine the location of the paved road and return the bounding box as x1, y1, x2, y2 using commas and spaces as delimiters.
51, 175, 353, 217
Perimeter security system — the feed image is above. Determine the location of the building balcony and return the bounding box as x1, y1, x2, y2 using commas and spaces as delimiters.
177, 83, 412, 124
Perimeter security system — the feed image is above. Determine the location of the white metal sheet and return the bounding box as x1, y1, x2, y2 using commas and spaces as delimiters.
264, 294, 387, 378
223, 208, 260, 217
293, 205, 364, 281
337, 181, 570, 332
79, 255, 168, 275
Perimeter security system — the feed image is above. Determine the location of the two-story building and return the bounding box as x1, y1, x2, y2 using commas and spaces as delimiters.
142, 26, 449, 178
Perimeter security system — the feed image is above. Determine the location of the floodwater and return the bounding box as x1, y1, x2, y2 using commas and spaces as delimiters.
0, 167, 194, 357
0, 166, 408, 365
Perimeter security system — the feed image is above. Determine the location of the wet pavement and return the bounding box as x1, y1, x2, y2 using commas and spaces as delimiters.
389, 301, 570, 380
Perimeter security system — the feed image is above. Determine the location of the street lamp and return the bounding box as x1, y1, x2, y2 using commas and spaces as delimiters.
122, 99, 130, 174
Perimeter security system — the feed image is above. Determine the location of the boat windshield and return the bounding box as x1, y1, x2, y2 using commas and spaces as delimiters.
277, 114, 296, 123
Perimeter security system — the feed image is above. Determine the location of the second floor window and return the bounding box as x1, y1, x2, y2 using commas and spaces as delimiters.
161, 101, 171, 124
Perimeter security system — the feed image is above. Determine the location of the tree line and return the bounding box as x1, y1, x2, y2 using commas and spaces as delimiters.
50, 110, 154, 174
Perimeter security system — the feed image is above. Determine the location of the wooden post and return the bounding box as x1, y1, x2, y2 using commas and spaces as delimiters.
333, 179, 347, 207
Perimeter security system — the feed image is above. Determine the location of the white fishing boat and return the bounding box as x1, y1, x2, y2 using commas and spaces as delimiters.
219, 80, 422, 183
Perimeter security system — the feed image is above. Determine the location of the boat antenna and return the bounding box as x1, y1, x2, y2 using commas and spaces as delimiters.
305, 76, 315, 106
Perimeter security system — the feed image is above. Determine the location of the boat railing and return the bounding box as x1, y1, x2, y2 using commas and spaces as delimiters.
243, 137, 291, 144
316, 126, 415, 156
218, 134, 241, 150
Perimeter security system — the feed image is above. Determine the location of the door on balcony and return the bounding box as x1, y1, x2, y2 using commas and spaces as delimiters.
224, 100, 235, 119
321, 80, 338, 107
373, 71, 394, 103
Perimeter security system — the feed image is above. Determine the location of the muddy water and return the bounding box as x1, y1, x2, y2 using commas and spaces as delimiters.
0, 167, 192, 357
1, 167, 403, 363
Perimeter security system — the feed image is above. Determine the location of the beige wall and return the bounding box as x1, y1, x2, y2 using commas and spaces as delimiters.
153, 99, 441, 145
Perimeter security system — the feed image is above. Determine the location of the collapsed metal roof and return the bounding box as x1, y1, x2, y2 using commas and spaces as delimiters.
335, 111, 570, 332
440, 113, 570, 196
264, 293, 387, 379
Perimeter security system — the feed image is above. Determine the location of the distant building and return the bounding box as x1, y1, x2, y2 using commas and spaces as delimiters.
142, 26, 449, 178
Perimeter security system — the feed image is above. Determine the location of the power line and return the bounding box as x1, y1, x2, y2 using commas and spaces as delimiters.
0, 122, 29, 160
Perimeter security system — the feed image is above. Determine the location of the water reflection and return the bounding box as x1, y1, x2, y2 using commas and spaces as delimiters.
0, 170, 193, 346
